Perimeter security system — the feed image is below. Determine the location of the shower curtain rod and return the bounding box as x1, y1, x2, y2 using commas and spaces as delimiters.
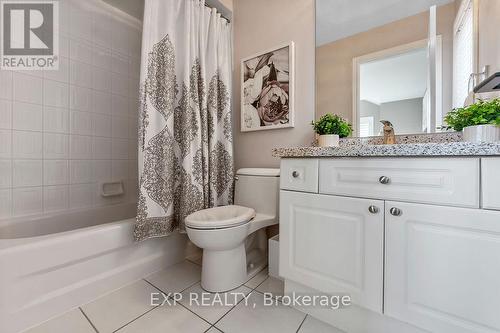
204, 2, 231, 22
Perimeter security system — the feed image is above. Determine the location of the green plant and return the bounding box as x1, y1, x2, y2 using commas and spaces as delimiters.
311, 114, 352, 137
444, 98, 500, 131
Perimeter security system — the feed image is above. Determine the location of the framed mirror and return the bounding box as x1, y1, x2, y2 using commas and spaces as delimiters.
316, 0, 491, 137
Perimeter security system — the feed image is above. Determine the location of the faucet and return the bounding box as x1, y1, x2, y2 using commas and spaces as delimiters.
380, 120, 396, 144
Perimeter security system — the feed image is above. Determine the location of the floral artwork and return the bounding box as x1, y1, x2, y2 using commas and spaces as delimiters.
241, 43, 294, 131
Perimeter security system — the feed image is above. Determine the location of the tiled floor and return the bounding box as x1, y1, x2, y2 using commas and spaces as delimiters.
25, 259, 343, 333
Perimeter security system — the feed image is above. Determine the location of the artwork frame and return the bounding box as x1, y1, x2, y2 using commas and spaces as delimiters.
240, 41, 295, 132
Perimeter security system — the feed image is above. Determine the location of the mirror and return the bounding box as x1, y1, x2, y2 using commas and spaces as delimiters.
316, 0, 494, 137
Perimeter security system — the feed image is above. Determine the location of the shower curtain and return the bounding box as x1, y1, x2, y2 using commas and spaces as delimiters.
135, 0, 234, 241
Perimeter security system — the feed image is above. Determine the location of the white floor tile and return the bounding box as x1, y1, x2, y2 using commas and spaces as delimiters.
244, 268, 268, 289
298, 315, 346, 333
116, 304, 210, 333
216, 292, 306, 333
255, 276, 285, 298
81, 280, 158, 333
25, 309, 95, 333
179, 283, 251, 324
145, 261, 201, 294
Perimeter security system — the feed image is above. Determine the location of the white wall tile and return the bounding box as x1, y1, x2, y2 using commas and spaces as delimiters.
128, 78, 140, 99
70, 8, 93, 41
129, 57, 141, 79
92, 69, 111, 92
93, 13, 113, 47
0, 99, 12, 129
0, 129, 12, 159
70, 39, 93, 64
0, 71, 13, 100
0, 160, 12, 188
70, 160, 93, 184
59, 35, 70, 58
69, 184, 93, 209
70, 60, 92, 88
0, 189, 12, 218
13, 160, 43, 187
128, 28, 142, 57
111, 21, 129, 55
13, 73, 43, 104
93, 113, 112, 137
70, 110, 93, 135
111, 73, 129, 96
44, 106, 69, 133
44, 79, 69, 108
13, 187, 43, 216
128, 139, 138, 160
70, 135, 92, 159
128, 98, 139, 117
93, 137, 112, 159
111, 160, 128, 182
44, 57, 69, 83
112, 139, 129, 160
44, 160, 69, 185
93, 46, 112, 69
44, 133, 69, 159
44, 185, 69, 212
112, 95, 128, 116
58, 0, 70, 36
128, 116, 138, 139
111, 52, 129, 75
112, 116, 129, 139
93, 160, 111, 182
13, 102, 43, 131
93, 91, 111, 114
13, 131, 43, 159
128, 160, 138, 180
70, 86, 92, 112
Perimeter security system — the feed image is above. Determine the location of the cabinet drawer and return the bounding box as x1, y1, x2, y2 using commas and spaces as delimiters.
280, 159, 318, 192
482, 158, 500, 210
319, 158, 480, 208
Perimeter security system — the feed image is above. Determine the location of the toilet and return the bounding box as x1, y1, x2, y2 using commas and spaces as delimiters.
185, 168, 280, 292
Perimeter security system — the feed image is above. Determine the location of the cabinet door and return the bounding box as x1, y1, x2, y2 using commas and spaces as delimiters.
280, 190, 384, 313
385, 201, 500, 333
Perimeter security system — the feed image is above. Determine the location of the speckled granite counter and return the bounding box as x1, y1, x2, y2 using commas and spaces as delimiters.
273, 142, 500, 158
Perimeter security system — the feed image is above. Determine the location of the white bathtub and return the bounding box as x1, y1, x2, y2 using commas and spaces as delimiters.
0, 204, 191, 333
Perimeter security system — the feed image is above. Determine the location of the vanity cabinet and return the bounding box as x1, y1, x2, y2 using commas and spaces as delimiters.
279, 157, 500, 333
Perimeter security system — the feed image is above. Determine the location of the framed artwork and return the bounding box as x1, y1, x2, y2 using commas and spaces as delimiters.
241, 42, 294, 132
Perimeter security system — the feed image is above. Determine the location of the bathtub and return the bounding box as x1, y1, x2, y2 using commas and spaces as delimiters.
0, 204, 191, 333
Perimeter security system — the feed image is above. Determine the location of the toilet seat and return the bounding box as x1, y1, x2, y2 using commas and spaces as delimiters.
185, 205, 256, 230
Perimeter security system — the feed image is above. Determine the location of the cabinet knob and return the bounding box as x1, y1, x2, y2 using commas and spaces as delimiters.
390, 207, 402, 216
368, 205, 379, 214
379, 176, 391, 184
292, 171, 300, 178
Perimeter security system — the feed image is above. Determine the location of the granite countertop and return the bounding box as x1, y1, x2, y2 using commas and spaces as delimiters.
272, 133, 500, 158
273, 142, 500, 158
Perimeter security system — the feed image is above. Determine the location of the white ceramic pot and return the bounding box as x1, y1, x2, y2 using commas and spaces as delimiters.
318, 134, 340, 147
462, 124, 500, 143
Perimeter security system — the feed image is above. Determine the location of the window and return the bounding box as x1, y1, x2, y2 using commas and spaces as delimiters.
453, 0, 476, 108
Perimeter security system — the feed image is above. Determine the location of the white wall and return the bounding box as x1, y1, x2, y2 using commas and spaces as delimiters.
359, 100, 382, 135
232, 0, 315, 169
478, 0, 500, 74
0, 0, 141, 219
379, 98, 424, 134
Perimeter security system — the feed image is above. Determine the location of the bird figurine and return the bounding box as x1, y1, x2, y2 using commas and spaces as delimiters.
380, 120, 396, 144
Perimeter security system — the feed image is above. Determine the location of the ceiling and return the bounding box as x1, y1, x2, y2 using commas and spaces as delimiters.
102, 0, 144, 20
359, 48, 428, 105
316, 0, 454, 46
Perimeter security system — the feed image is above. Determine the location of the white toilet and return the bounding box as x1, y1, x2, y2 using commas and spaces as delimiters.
185, 168, 280, 292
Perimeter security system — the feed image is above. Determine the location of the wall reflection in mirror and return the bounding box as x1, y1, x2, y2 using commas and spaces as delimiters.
316, 0, 500, 137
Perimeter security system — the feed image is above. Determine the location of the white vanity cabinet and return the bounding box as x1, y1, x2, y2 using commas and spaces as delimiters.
279, 157, 500, 333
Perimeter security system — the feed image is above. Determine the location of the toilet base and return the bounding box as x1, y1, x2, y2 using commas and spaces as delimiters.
201, 244, 247, 292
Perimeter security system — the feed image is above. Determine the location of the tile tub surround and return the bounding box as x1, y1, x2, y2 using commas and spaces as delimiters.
0, 0, 142, 219
273, 142, 500, 158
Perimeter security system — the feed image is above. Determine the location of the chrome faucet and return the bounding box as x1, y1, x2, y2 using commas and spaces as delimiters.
380, 120, 396, 144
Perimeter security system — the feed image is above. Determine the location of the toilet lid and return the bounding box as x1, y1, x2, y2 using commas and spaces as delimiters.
185, 205, 255, 229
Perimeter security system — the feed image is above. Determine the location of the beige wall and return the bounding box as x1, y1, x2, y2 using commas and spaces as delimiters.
316, 3, 455, 123
232, 0, 316, 169
478, 0, 500, 74
219, 0, 233, 12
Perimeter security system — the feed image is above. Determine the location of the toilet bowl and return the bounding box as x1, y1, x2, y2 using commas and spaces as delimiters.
185, 168, 280, 292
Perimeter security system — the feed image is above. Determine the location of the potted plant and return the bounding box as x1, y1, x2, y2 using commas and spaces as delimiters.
311, 114, 352, 147
444, 98, 500, 143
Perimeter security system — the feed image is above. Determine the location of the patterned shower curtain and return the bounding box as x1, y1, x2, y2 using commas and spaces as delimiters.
134, 0, 234, 241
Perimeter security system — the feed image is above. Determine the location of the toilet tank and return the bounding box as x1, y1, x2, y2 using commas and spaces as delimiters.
234, 168, 280, 217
